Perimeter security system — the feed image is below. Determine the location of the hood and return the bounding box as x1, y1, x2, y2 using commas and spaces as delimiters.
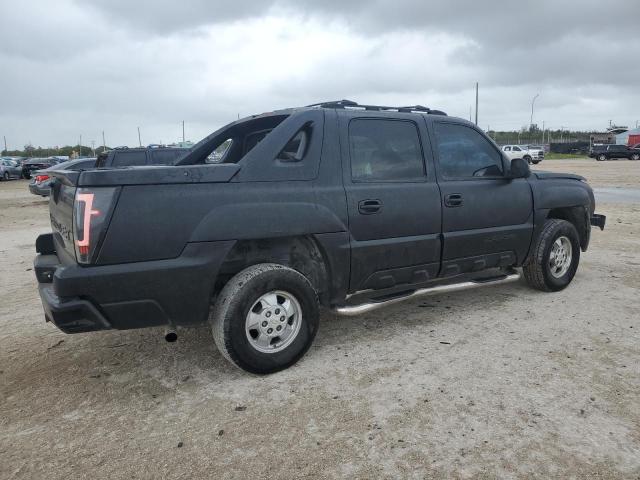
533, 171, 585, 182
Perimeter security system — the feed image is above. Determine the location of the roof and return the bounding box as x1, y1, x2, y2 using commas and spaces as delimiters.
306, 99, 447, 116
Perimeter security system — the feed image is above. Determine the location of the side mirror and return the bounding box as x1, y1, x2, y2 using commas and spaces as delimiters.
509, 157, 530, 179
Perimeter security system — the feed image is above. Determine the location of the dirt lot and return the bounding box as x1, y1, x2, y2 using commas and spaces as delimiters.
1, 159, 639, 479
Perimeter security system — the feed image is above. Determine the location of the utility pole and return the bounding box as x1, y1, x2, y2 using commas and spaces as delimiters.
469, 106, 472, 122
560, 126, 565, 143
3, 135, 6, 154
137, 127, 142, 147
530, 93, 539, 130
474, 82, 479, 125
542, 120, 545, 144
79, 134, 82, 157
102, 131, 106, 151
91, 140, 96, 157
182, 121, 185, 143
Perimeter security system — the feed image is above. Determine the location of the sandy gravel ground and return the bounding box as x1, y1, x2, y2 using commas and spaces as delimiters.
1, 159, 639, 479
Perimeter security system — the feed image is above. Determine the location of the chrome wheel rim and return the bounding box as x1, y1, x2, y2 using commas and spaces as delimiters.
245, 290, 302, 353
549, 236, 572, 278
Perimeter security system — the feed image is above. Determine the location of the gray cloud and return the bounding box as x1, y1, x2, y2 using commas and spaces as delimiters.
1, 0, 638, 149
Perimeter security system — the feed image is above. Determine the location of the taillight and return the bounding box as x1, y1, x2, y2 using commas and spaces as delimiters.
73, 187, 119, 264
35, 174, 50, 183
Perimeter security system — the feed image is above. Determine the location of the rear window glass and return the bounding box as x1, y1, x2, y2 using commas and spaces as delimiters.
243, 129, 271, 156
149, 150, 184, 165
111, 151, 147, 167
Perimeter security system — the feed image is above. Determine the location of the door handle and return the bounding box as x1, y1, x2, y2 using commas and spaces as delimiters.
444, 193, 463, 207
358, 199, 382, 215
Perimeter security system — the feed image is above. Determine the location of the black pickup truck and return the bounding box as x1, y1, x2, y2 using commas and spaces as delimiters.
34, 100, 606, 374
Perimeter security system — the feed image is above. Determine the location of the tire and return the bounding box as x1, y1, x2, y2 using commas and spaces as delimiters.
524, 155, 532, 164
2, 172, 9, 181
210, 263, 319, 374
631, 153, 640, 161
523, 219, 581, 292
597, 154, 607, 161
532, 160, 540, 165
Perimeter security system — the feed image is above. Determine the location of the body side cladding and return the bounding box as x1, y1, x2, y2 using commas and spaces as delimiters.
189, 202, 347, 242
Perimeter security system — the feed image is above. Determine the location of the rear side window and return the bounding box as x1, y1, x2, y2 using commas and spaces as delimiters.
277, 129, 309, 162
111, 151, 147, 167
434, 123, 503, 178
349, 119, 425, 182
206, 139, 233, 163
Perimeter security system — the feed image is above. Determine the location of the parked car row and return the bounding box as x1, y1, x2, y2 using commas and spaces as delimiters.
28, 157, 97, 196
589, 144, 640, 161
0, 158, 24, 180
500, 145, 544, 164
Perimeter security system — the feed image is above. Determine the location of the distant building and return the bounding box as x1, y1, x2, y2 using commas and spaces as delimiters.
591, 125, 630, 145
616, 128, 640, 145
590, 132, 616, 144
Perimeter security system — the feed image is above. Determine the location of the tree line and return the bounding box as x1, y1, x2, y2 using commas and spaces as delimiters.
1, 145, 110, 157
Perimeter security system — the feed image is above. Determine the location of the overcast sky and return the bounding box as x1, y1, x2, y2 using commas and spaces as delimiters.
1, 0, 639, 149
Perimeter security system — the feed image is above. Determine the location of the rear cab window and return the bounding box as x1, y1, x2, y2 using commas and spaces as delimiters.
110, 151, 147, 167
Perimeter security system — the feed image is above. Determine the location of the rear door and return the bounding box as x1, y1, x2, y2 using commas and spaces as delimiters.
340, 112, 442, 293
8, 160, 22, 177
430, 120, 533, 276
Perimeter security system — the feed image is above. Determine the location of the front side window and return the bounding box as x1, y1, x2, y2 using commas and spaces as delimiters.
349, 119, 425, 182
434, 123, 504, 178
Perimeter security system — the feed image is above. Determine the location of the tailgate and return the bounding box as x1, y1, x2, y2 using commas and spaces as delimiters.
49, 171, 79, 262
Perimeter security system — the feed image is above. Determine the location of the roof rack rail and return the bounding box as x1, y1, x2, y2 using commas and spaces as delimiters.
306, 99, 358, 108
306, 100, 446, 116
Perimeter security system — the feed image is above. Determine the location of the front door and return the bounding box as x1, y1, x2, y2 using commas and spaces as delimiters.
430, 120, 533, 276
340, 113, 442, 293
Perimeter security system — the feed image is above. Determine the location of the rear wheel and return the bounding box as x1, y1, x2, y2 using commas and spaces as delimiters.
532, 160, 540, 165
631, 153, 640, 161
597, 154, 607, 161
210, 263, 319, 374
523, 219, 580, 292
2, 172, 9, 181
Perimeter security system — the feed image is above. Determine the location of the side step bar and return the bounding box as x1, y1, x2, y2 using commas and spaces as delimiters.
333, 271, 521, 317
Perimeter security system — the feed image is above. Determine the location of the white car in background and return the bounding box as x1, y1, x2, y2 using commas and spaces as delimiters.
501, 145, 544, 164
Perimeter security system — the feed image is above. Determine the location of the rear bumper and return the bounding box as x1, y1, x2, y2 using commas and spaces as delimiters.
590, 214, 606, 230
34, 234, 235, 334
38, 282, 112, 333
29, 183, 50, 196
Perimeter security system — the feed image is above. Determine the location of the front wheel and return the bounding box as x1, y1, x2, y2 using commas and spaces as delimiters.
597, 154, 607, 161
524, 155, 532, 164
631, 153, 640, 161
2, 172, 9, 181
210, 263, 319, 374
532, 160, 540, 165
523, 219, 580, 292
